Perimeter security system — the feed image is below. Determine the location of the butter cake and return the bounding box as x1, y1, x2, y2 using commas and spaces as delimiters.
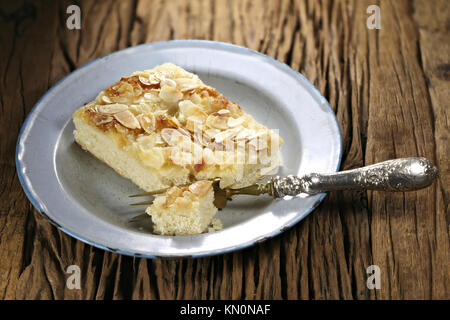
73, 63, 282, 192
146, 180, 220, 235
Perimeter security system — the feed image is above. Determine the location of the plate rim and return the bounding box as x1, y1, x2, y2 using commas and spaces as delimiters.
16, 39, 343, 258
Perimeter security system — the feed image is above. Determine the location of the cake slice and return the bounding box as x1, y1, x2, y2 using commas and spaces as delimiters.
73, 63, 282, 192
145, 180, 220, 235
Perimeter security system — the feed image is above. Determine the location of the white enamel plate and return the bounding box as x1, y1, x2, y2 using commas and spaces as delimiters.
16, 40, 342, 258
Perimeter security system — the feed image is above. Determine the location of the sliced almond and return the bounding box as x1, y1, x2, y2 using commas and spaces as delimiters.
169, 149, 193, 166
159, 85, 183, 103
160, 75, 177, 88
160, 128, 185, 145
205, 114, 229, 130
235, 128, 256, 140
156, 115, 179, 129
169, 116, 183, 128
217, 109, 230, 115
194, 130, 212, 147
178, 99, 193, 113
116, 82, 134, 97
149, 74, 161, 84
213, 129, 238, 143
177, 127, 192, 137
179, 100, 207, 120
101, 95, 112, 104
202, 147, 215, 164
139, 75, 150, 85
186, 116, 206, 131
93, 114, 113, 125
227, 116, 245, 128
128, 104, 140, 113
138, 114, 156, 133
113, 110, 141, 129
190, 93, 202, 104
165, 186, 183, 204
192, 143, 204, 165
133, 85, 143, 97
205, 128, 220, 137
174, 197, 193, 209
138, 75, 152, 86
188, 180, 212, 197
175, 77, 202, 91
98, 103, 129, 114
139, 74, 161, 86
178, 136, 194, 153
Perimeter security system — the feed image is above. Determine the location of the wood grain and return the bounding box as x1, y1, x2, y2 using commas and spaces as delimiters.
0, 0, 448, 299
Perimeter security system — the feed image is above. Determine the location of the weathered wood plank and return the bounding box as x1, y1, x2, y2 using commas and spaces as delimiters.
363, 0, 448, 299
412, 0, 450, 299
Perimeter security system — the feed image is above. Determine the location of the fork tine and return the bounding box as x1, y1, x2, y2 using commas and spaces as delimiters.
129, 188, 169, 197
130, 200, 154, 206
129, 213, 149, 222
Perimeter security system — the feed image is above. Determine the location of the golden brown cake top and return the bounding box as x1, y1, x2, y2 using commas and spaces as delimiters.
75, 63, 282, 178
158, 180, 213, 209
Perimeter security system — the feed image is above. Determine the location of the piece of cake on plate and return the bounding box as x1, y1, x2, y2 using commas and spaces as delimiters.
145, 180, 221, 236
73, 63, 282, 192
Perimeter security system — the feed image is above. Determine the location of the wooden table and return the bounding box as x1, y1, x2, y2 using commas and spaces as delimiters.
0, 0, 448, 300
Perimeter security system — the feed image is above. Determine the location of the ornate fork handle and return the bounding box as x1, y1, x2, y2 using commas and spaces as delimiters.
271, 157, 438, 197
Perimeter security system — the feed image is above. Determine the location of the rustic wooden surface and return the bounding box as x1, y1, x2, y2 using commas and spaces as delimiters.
0, 0, 448, 300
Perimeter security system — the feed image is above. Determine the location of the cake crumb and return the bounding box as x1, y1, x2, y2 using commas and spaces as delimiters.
208, 218, 223, 233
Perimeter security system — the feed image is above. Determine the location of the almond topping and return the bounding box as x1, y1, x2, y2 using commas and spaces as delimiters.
194, 130, 212, 147
160, 128, 185, 145
160, 76, 177, 88
202, 147, 215, 164
227, 116, 245, 128
175, 77, 202, 91
217, 109, 230, 115
93, 114, 114, 125
159, 85, 183, 103
205, 114, 229, 130
101, 95, 112, 104
179, 100, 207, 120
165, 186, 183, 205
113, 110, 141, 129
188, 180, 212, 196
138, 76, 152, 86
138, 114, 156, 133
235, 128, 256, 140
169, 149, 193, 166
98, 103, 129, 114
138, 74, 161, 87
213, 129, 238, 143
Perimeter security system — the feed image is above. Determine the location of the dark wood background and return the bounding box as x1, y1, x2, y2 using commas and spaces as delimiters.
0, 0, 448, 299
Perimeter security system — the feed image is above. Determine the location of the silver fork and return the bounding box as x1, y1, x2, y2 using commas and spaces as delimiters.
129, 157, 438, 221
